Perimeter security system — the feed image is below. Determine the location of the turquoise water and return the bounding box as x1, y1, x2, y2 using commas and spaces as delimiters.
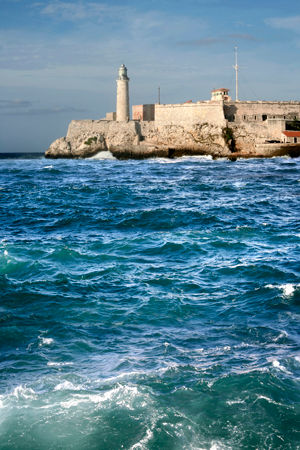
0, 155, 299, 449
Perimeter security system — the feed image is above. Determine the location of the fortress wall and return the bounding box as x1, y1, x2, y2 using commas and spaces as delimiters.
224, 101, 300, 123
155, 102, 226, 126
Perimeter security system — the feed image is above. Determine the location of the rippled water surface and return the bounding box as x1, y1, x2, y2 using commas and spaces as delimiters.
0, 156, 299, 449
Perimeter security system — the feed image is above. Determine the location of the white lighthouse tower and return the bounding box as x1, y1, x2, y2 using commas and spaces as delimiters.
116, 64, 130, 121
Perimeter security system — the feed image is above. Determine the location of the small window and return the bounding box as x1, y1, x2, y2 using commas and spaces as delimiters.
243, 115, 246, 120
254, 115, 257, 120
262, 114, 267, 121
294, 137, 297, 143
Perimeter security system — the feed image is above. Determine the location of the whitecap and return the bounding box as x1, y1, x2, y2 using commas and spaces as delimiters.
88, 151, 115, 160
47, 361, 73, 367
60, 385, 141, 410
281, 284, 296, 297
130, 428, 154, 449
12, 385, 36, 400
103, 371, 144, 383
268, 358, 291, 374
181, 155, 213, 161
254, 395, 284, 406
226, 399, 245, 405
233, 181, 246, 188
54, 381, 82, 391
43, 165, 53, 169
273, 330, 288, 342
39, 337, 54, 346
210, 441, 228, 450
265, 283, 299, 297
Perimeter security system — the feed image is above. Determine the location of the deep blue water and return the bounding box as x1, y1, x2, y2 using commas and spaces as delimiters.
0, 155, 299, 449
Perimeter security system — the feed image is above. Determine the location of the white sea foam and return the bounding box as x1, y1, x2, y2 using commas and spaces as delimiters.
54, 381, 82, 391
233, 181, 246, 188
281, 284, 296, 297
267, 358, 291, 374
151, 155, 213, 164
130, 428, 154, 450
47, 361, 73, 367
181, 154, 213, 160
88, 151, 115, 160
103, 370, 144, 383
254, 395, 284, 406
43, 165, 53, 169
60, 385, 142, 410
226, 399, 245, 406
273, 330, 288, 342
39, 337, 54, 346
266, 283, 299, 297
12, 385, 36, 400
210, 442, 229, 450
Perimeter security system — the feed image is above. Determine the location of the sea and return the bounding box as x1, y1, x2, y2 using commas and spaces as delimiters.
0, 153, 299, 449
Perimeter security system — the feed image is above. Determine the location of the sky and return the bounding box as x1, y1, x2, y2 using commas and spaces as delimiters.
1, 0, 300, 152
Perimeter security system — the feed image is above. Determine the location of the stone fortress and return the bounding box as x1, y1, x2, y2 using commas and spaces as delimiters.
46, 64, 300, 159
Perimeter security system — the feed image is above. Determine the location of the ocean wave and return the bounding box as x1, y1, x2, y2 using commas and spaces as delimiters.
266, 283, 299, 297
88, 151, 116, 160
0, 157, 299, 449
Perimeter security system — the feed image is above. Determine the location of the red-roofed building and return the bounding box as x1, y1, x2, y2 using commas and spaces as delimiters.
282, 130, 300, 143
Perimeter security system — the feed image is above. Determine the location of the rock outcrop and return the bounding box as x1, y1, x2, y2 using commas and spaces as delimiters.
45, 119, 300, 159
45, 120, 233, 159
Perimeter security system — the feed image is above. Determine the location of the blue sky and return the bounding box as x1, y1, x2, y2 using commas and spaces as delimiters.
1, 0, 300, 152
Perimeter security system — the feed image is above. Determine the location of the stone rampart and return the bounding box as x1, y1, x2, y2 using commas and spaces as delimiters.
224, 101, 300, 124
155, 101, 226, 126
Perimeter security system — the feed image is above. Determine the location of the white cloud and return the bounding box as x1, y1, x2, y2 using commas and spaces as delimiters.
265, 15, 300, 33
34, 1, 129, 23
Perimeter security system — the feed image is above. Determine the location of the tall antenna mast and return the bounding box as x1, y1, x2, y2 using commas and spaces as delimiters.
234, 46, 239, 102
158, 86, 161, 105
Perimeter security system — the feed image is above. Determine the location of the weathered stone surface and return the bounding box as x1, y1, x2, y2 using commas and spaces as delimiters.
45, 119, 299, 160
45, 133, 107, 159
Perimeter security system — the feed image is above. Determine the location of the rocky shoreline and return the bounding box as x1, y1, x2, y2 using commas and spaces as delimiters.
45, 119, 300, 160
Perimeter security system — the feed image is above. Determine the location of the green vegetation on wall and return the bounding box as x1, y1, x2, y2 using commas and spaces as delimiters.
222, 127, 236, 153
84, 137, 98, 146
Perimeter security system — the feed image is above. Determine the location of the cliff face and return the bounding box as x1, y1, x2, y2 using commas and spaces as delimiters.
45, 119, 300, 159
45, 120, 232, 159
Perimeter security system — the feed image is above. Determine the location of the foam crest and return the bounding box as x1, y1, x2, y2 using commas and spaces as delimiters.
266, 283, 299, 297
267, 358, 291, 374
254, 395, 284, 406
39, 337, 54, 347
60, 385, 143, 410
12, 385, 36, 400
54, 381, 82, 391
88, 151, 115, 160
47, 362, 73, 367
130, 428, 154, 449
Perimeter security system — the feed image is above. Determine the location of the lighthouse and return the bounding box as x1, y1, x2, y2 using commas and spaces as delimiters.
116, 64, 130, 121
